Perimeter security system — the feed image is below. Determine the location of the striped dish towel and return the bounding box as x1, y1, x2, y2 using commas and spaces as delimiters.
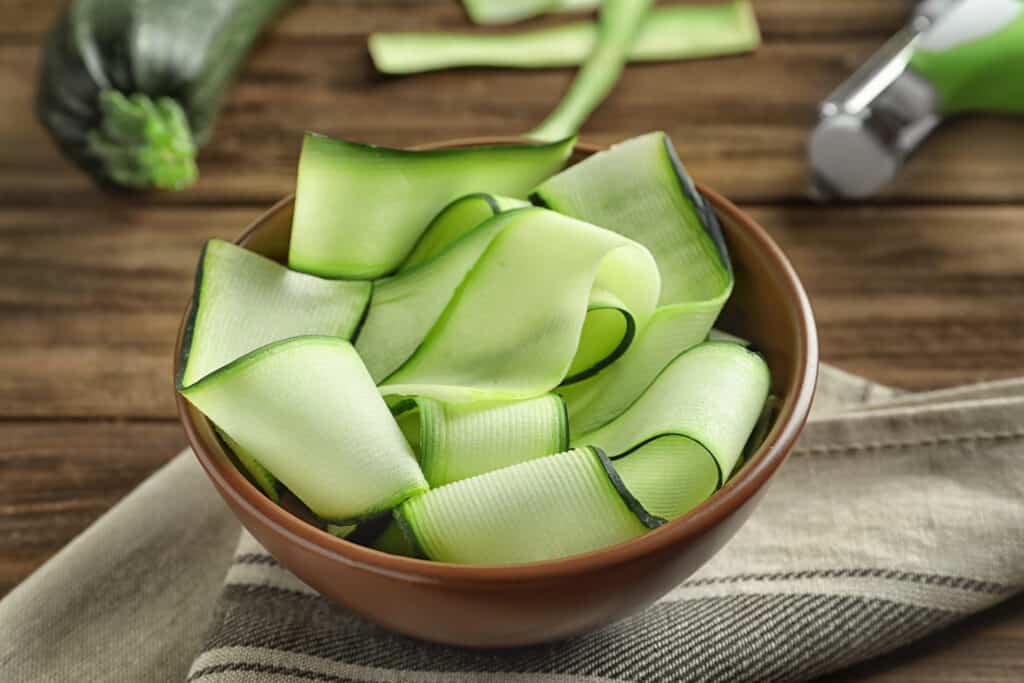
1, 365, 1022, 682
188, 366, 1024, 683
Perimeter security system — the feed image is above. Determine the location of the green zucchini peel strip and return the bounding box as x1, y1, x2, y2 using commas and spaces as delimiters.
371, 2, 760, 74
611, 435, 720, 522
529, 0, 653, 142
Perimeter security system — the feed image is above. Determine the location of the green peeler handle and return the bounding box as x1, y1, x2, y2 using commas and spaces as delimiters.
910, 0, 1024, 114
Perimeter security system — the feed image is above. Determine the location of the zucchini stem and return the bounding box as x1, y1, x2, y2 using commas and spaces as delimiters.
87, 91, 199, 191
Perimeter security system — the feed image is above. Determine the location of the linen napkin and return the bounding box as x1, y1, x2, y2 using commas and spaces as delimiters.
2, 365, 1023, 682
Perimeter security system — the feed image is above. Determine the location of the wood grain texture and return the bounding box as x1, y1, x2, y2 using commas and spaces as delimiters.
0, 421, 185, 595
0, 0, 915, 40
1, 0, 1022, 679
748, 205, 1024, 389
4, 2, 1024, 205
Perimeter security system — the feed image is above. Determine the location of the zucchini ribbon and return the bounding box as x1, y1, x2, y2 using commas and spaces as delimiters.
180, 132, 772, 564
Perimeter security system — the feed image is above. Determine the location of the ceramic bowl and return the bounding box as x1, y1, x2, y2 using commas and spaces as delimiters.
176, 140, 818, 647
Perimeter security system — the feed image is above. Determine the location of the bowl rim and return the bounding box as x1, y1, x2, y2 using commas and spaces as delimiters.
176, 138, 818, 584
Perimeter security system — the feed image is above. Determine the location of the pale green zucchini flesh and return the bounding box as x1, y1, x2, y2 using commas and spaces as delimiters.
574, 342, 771, 485
563, 296, 635, 384
180, 337, 427, 523
533, 131, 729, 304
380, 207, 660, 403
399, 437, 727, 565
398, 447, 651, 565
288, 134, 574, 279
537, 132, 734, 433
628, 0, 759, 62
177, 238, 371, 389
394, 394, 568, 487
400, 193, 528, 272
355, 211, 522, 382
612, 435, 719, 522
370, 2, 760, 75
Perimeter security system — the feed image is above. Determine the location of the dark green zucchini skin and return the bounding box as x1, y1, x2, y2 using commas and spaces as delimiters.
37, 0, 288, 191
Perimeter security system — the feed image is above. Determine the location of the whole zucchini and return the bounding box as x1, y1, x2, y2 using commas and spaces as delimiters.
37, 0, 288, 191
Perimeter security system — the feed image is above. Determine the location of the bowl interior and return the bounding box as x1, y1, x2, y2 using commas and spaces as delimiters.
176, 146, 817, 581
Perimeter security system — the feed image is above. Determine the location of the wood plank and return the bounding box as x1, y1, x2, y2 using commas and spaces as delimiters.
0, 207, 255, 418
0, 0, 913, 40
1, 203, 1023, 418
747, 204, 1024, 390
0, 420, 185, 595
7, 15, 1024, 204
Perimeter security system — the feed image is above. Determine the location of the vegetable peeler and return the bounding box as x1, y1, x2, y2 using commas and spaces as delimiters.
808, 0, 1024, 199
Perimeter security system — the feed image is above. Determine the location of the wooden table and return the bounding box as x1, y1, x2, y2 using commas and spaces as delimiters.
1, 1, 1022, 679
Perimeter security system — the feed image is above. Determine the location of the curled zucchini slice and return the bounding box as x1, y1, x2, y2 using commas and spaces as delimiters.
180, 337, 427, 523
398, 343, 767, 565
612, 435, 719, 522
356, 210, 524, 382
574, 342, 771, 484
537, 132, 734, 433
400, 193, 529, 272
289, 134, 574, 279
380, 207, 660, 403
393, 393, 568, 487
178, 239, 371, 389
398, 447, 651, 565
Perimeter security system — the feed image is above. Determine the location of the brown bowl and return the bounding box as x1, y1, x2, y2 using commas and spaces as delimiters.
176, 139, 818, 648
